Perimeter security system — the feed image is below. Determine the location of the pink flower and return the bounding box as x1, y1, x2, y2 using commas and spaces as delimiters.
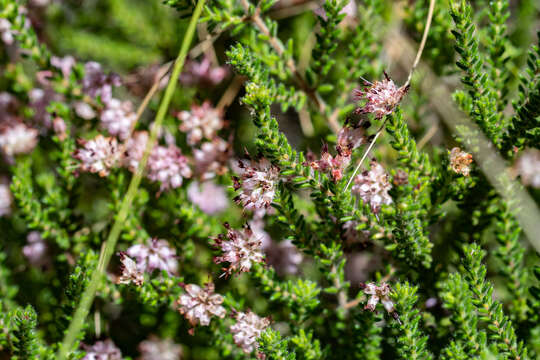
309, 143, 351, 182
230, 311, 271, 354
0, 122, 38, 157
116, 252, 144, 286
126, 238, 178, 275
178, 101, 224, 145
213, 223, 265, 276
0, 182, 12, 217
352, 160, 392, 213
337, 123, 367, 154
177, 283, 226, 327
23, 231, 48, 267
82, 339, 122, 360
363, 282, 393, 312
193, 138, 231, 180
100, 98, 136, 140
354, 72, 408, 119
123, 131, 149, 172
233, 158, 279, 212
146, 145, 192, 192
51, 56, 76, 78
74, 101, 97, 120
180, 56, 228, 87
74, 135, 121, 177
82, 62, 121, 104
138, 336, 182, 360
187, 181, 228, 214
449, 147, 473, 177
0, 19, 14, 45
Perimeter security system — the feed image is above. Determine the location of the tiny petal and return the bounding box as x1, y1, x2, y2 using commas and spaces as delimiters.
230, 311, 270, 354
117, 252, 144, 286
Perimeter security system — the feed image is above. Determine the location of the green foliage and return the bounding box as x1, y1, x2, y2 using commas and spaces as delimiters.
10, 305, 39, 360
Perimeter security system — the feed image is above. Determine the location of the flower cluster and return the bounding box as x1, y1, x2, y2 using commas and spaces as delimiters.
352, 160, 392, 212
0, 19, 15, 45
449, 147, 473, 176
233, 158, 279, 213
177, 282, 226, 328
178, 101, 224, 145
82, 339, 122, 360
100, 98, 137, 140
74, 135, 121, 177
193, 137, 231, 179
230, 310, 271, 355
82, 62, 121, 104
362, 282, 398, 322
138, 336, 182, 360
354, 72, 408, 119
116, 252, 144, 286
180, 56, 228, 87
213, 223, 265, 276
146, 144, 192, 192
0, 122, 38, 157
126, 238, 178, 275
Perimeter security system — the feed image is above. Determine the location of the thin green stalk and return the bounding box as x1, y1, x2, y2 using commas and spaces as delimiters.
56, 0, 206, 357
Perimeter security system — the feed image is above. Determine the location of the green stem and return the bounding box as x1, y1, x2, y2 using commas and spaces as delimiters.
56, 0, 206, 357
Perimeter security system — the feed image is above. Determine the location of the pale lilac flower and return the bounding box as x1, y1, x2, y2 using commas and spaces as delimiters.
309, 143, 351, 181
352, 160, 392, 213
362, 282, 399, 322
126, 238, 178, 275
0, 19, 14, 45
82, 339, 122, 360
449, 147, 473, 177
23, 231, 48, 267
233, 158, 279, 212
193, 138, 231, 179
0, 183, 12, 217
213, 223, 265, 276
514, 149, 540, 188
124, 131, 149, 172
177, 282, 226, 327
51, 56, 76, 78
74, 135, 121, 177
147, 145, 192, 192
354, 72, 408, 119
100, 98, 136, 140
178, 102, 224, 145
0, 122, 38, 157
82, 62, 121, 104
74, 101, 97, 120
116, 252, 144, 286
187, 181, 228, 214
180, 57, 228, 87
230, 311, 270, 354
28, 88, 54, 127
138, 336, 182, 360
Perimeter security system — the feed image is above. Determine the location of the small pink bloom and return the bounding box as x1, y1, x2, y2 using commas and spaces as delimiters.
178, 101, 224, 145
0, 122, 38, 157
117, 252, 144, 286
100, 98, 136, 140
354, 72, 408, 119
230, 310, 271, 354
82, 339, 122, 360
74, 135, 121, 177
177, 282, 226, 327
180, 56, 228, 87
138, 335, 182, 360
187, 181, 228, 214
352, 160, 392, 213
126, 238, 178, 276
147, 145, 192, 192
233, 157, 279, 212
449, 147, 473, 177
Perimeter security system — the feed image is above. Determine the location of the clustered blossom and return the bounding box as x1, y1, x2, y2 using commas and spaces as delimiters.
180, 56, 228, 87
100, 98, 136, 140
449, 147, 473, 176
233, 158, 279, 212
352, 160, 392, 212
74, 135, 121, 177
116, 252, 144, 286
82, 339, 122, 360
187, 181, 228, 215
309, 143, 352, 181
230, 311, 271, 355
177, 282, 226, 328
362, 282, 399, 322
123, 130, 149, 172
514, 149, 540, 188
0, 122, 38, 157
23, 231, 48, 267
82, 62, 121, 104
146, 145, 192, 192
0, 19, 15, 45
354, 72, 408, 119
0, 183, 12, 217
213, 223, 265, 276
193, 137, 231, 179
51, 55, 76, 78
138, 336, 183, 360
178, 101, 224, 145
126, 238, 178, 275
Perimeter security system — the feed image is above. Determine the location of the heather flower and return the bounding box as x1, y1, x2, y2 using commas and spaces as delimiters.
74, 135, 121, 177
117, 252, 144, 286
180, 56, 228, 87
126, 238, 178, 275
352, 160, 392, 212
100, 98, 136, 140
82, 339, 122, 360
514, 149, 540, 188
82, 62, 121, 104
53, 117, 67, 140
0, 122, 39, 157
0, 183, 12, 217
147, 144, 192, 192
362, 282, 398, 319
449, 147, 473, 176
28, 88, 57, 127
51, 55, 76, 78
23, 231, 48, 267
354, 72, 408, 119
74, 101, 97, 120
187, 181, 228, 214
0, 19, 14, 45
233, 158, 279, 212
230, 311, 271, 354
213, 223, 265, 276
178, 101, 224, 145
337, 124, 367, 155
138, 336, 183, 360
309, 143, 351, 181
177, 282, 226, 327
123, 131, 149, 172
193, 138, 231, 179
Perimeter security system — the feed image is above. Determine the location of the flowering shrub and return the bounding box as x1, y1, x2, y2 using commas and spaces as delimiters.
0, 0, 540, 359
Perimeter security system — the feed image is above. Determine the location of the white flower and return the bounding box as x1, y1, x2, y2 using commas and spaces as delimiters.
178, 101, 224, 145
74, 135, 121, 177
74, 101, 97, 120
147, 145, 192, 192
514, 149, 540, 188
126, 238, 178, 275
138, 335, 182, 360
362, 282, 399, 322
449, 147, 473, 176
0, 123, 38, 157
213, 223, 265, 276
230, 311, 270, 354
177, 283, 226, 327
0, 182, 12, 217
123, 131, 149, 172
100, 98, 136, 140
0, 19, 14, 45
352, 160, 392, 212
354, 72, 408, 119
117, 252, 144, 286
233, 158, 279, 212
82, 339, 122, 360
